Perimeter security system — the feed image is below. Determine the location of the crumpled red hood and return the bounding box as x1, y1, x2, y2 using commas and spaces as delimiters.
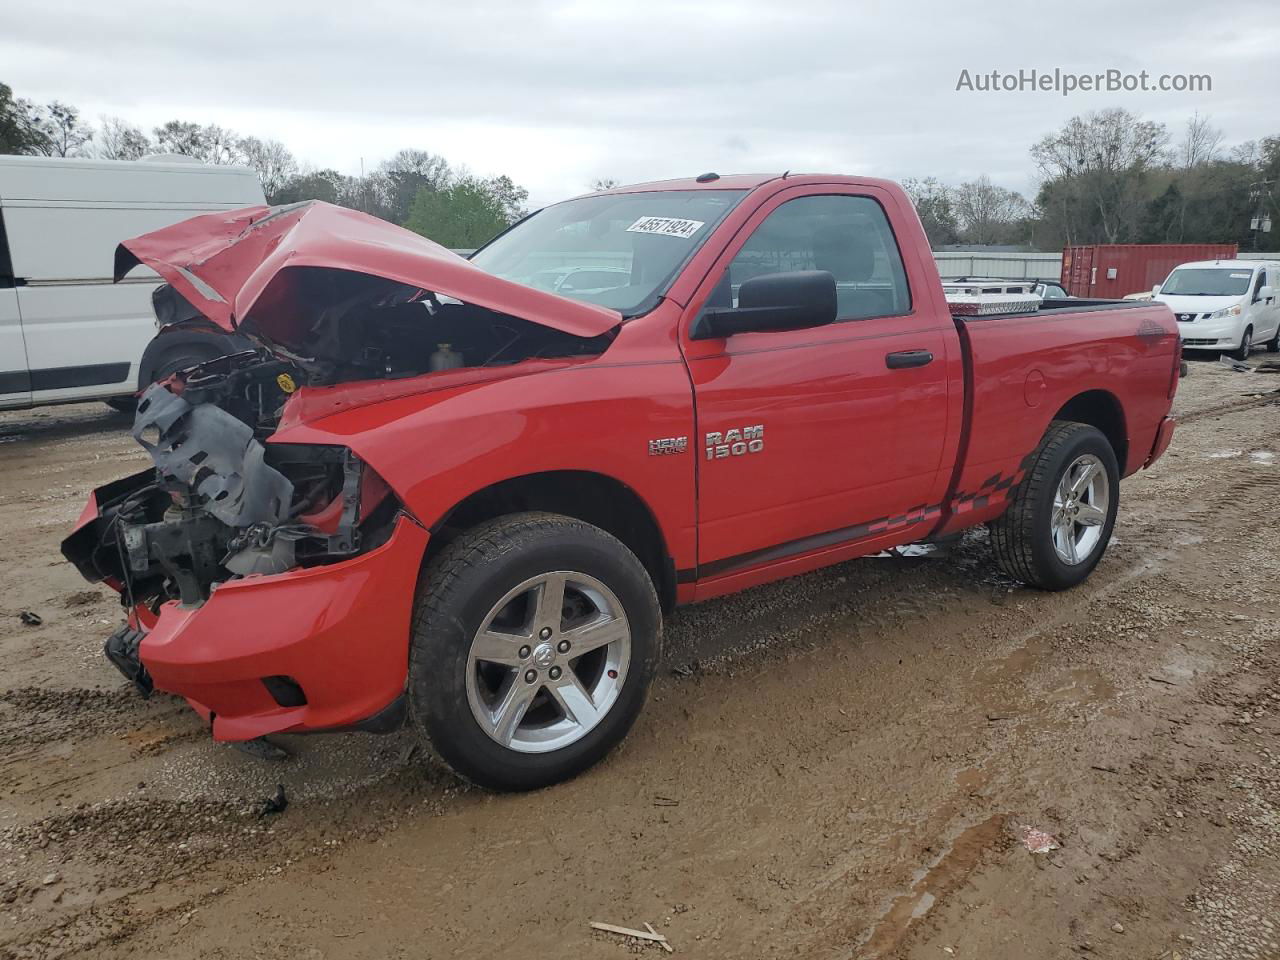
113, 200, 622, 340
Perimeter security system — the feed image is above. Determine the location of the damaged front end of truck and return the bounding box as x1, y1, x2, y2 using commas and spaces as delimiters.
61, 200, 622, 740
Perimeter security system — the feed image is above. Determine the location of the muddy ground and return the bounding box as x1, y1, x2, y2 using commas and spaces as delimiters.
1, 359, 1278, 960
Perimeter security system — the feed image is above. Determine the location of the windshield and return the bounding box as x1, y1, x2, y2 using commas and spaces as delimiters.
1161, 268, 1254, 297
469, 190, 744, 316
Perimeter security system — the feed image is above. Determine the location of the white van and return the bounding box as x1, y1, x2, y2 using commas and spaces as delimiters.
1154, 259, 1280, 360
0, 155, 264, 410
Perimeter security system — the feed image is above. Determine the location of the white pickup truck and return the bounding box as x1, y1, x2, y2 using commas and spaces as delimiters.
0, 155, 264, 411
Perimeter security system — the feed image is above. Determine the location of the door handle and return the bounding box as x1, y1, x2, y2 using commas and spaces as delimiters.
885, 349, 934, 369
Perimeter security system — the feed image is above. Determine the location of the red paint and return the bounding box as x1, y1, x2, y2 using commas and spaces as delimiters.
1146, 416, 1177, 468
79, 174, 1180, 739
115, 201, 620, 340
140, 516, 428, 740
1061, 243, 1238, 299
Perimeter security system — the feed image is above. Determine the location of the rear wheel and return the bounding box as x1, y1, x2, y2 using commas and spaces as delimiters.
989, 421, 1120, 591
408, 512, 661, 791
1232, 325, 1253, 361
1266, 324, 1280, 353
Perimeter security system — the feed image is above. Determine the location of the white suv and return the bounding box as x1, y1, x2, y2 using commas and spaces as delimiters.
1154, 259, 1280, 360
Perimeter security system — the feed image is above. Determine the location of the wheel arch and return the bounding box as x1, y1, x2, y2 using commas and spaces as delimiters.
423, 470, 677, 613
1051, 389, 1128, 472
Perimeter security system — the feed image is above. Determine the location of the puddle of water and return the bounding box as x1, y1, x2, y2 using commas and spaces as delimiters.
859, 814, 1006, 957
1249, 450, 1275, 464
1206, 449, 1243, 459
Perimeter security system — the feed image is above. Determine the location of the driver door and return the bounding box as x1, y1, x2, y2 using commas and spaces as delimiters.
680, 185, 960, 585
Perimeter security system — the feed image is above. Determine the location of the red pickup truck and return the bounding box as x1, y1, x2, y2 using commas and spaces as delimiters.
62, 174, 1180, 790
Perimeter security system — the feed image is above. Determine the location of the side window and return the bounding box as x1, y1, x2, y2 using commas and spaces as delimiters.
1254, 271, 1266, 301
724, 195, 911, 321
0, 209, 14, 286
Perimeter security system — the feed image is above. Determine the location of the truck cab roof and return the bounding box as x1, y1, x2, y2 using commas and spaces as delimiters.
583, 173, 904, 197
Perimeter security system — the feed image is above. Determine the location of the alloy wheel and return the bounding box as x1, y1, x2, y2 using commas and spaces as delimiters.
465, 571, 631, 753
1050, 453, 1110, 565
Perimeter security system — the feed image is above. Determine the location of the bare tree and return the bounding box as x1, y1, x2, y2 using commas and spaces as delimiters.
200, 125, 243, 165
1179, 112, 1223, 169
153, 120, 206, 157
34, 101, 93, 157
1031, 108, 1170, 243
951, 176, 1030, 245
901, 177, 959, 246
239, 136, 299, 201
95, 116, 152, 160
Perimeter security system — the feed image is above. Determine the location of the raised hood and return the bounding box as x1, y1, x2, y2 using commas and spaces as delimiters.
113, 201, 622, 342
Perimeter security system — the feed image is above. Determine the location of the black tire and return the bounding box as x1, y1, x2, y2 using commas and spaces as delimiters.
989, 421, 1120, 591
408, 512, 661, 791
145, 342, 221, 386
105, 397, 137, 414
1266, 326, 1280, 353
1232, 326, 1253, 362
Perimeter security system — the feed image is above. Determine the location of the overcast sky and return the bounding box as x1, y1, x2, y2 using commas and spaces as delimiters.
4, 0, 1277, 208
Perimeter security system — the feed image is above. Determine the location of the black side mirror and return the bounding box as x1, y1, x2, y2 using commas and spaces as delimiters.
693, 270, 837, 339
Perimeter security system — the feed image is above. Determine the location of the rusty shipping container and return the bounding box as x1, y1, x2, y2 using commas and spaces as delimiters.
1060, 243, 1239, 298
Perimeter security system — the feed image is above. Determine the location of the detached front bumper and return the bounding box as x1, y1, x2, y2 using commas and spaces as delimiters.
126, 515, 427, 741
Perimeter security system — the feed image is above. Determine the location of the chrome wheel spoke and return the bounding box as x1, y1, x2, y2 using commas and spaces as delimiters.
471, 629, 528, 666
1061, 523, 1079, 563
547, 668, 602, 727
487, 674, 539, 746
561, 614, 628, 657
531, 574, 567, 635
1076, 503, 1106, 527
1069, 460, 1100, 497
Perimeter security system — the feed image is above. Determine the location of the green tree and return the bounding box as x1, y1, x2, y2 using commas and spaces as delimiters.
403, 177, 514, 248
378, 149, 453, 223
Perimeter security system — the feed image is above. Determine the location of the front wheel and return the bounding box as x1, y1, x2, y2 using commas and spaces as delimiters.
989, 421, 1120, 591
1232, 325, 1253, 362
408, 512, 661, 791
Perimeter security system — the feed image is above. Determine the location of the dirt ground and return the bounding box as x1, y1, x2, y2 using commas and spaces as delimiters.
2, 358, 1278, 960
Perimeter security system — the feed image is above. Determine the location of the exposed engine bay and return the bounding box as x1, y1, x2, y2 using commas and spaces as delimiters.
63, 281, 615, 613
235, 268, 614, 386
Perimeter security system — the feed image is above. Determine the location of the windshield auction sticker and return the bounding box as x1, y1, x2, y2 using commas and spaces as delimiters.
626, 216, 705, 239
